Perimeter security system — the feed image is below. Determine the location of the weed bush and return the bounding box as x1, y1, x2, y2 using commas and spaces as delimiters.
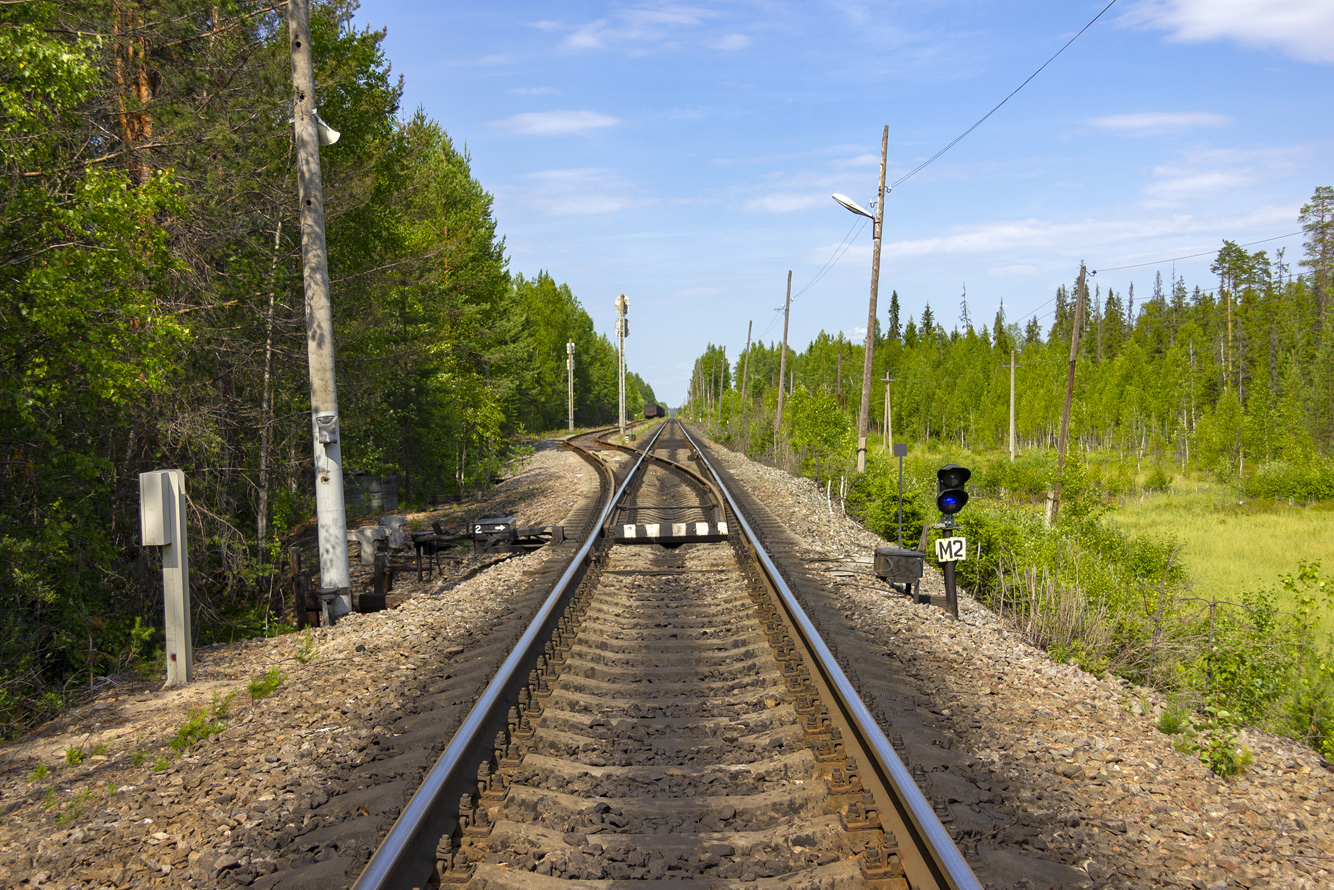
248, 668, 285, 700
1244, 459, 1334, 502
168, 709, 227, 751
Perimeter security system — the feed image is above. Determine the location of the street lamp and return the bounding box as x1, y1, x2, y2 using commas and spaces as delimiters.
832, 124, 889, 474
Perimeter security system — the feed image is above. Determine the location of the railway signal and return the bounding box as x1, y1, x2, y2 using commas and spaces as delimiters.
615, 294, 629, 441
936, 464, 971, 517
566, 340, 575, 431
934, 463, 970, 620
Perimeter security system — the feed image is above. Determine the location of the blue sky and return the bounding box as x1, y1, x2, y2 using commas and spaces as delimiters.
350, 0, 1334, 403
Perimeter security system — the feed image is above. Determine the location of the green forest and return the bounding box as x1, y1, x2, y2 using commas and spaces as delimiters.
0, 1, 652, 732
687, 190, 1334, 764
691, 190, 1334, 496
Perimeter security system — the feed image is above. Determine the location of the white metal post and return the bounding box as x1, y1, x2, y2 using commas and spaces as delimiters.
567, 340, 575, 431
140, 470, 193, 686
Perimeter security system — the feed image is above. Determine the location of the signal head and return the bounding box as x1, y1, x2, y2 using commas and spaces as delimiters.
936, 464, 971, 516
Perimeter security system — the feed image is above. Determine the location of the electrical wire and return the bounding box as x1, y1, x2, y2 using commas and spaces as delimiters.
891, 0, 1121, 189
1091, 232, 1304, 274
790, 217, 869, 302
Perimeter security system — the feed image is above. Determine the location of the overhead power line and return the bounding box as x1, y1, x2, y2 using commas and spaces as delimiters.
1091, 232, 1304, 274
892, 0, 1121, 188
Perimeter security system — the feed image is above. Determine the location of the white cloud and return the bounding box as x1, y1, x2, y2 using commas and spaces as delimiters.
992, 264, 1042, 278
488, 110, 620, 135
1122, 0, 1334, 63
709, 33, 751, 51
876, 203, 1299, 264
567, 5, 713, 49
1141, 145, 1306, 207
744, 192, 829, 213
511, 86, 558, 96
844, 326, 868, 342
516, 169, 641, 216
1089, 112, 1231, 134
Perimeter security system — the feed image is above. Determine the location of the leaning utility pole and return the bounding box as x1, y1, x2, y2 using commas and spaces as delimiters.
740, 320, 753, 402
855, 125, 889, 473
288, 0, 349, 617
775, 271, 792, 433
1049, 264, 1087, 525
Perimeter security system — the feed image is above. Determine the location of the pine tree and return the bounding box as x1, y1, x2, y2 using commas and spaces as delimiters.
886, 290, 901, 341
1300, 185, 1334, 327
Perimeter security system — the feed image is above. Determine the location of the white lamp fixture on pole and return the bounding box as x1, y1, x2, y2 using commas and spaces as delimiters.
832, 123, 890, 474
615, 294, 629, 440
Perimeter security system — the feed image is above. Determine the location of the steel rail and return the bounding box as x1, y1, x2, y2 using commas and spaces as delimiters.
595, 423, 727, 522
678, 421, 983, 890
352, 423, 667, 890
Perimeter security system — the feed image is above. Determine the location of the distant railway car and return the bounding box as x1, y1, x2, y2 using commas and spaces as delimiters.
643, 404, 665, 419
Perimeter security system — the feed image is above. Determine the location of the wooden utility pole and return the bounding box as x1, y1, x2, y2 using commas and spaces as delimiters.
882, 373, 895, 452
835, 344, 842, 404
1005, 348, 1017, 461
740, 320, 753, 402
717, 348, 725, 424
289, 0, 349, 616
856, 124, 890, 473
1050, 264, 1087, 525
775, 271, 792, 433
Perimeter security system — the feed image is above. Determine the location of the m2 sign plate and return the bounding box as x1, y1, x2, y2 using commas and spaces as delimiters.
935, 537, 967, 563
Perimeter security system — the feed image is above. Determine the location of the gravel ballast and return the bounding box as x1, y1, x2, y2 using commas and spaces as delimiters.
1, 432, 1331, 889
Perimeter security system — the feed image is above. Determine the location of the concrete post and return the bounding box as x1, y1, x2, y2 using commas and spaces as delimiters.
139, 470, 192, 686
289, 0, 350, 615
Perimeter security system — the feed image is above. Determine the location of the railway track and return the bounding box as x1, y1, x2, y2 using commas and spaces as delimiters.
353, 421, 980, 890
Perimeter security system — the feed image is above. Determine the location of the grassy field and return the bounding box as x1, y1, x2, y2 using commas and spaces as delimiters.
1108, 478, 1334, 632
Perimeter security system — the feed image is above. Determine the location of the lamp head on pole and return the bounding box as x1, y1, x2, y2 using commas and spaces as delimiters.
832, 193, 875, 220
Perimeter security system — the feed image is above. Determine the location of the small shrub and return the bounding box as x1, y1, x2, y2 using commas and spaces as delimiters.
64, 747, 83, 766
295, 629, 319, 664
28, 763, 48, 782
1156, 702, 1191, 735
1198, 730, 1254, 778
248, 668, 285, 700
131, 750, 146, 767
210, 691, 238, 720
153, 755, 172, 772
168, 709, 227, 751
90, 742, 108, 757
55, 788, 93, 826
1143, 464, 1172, 493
